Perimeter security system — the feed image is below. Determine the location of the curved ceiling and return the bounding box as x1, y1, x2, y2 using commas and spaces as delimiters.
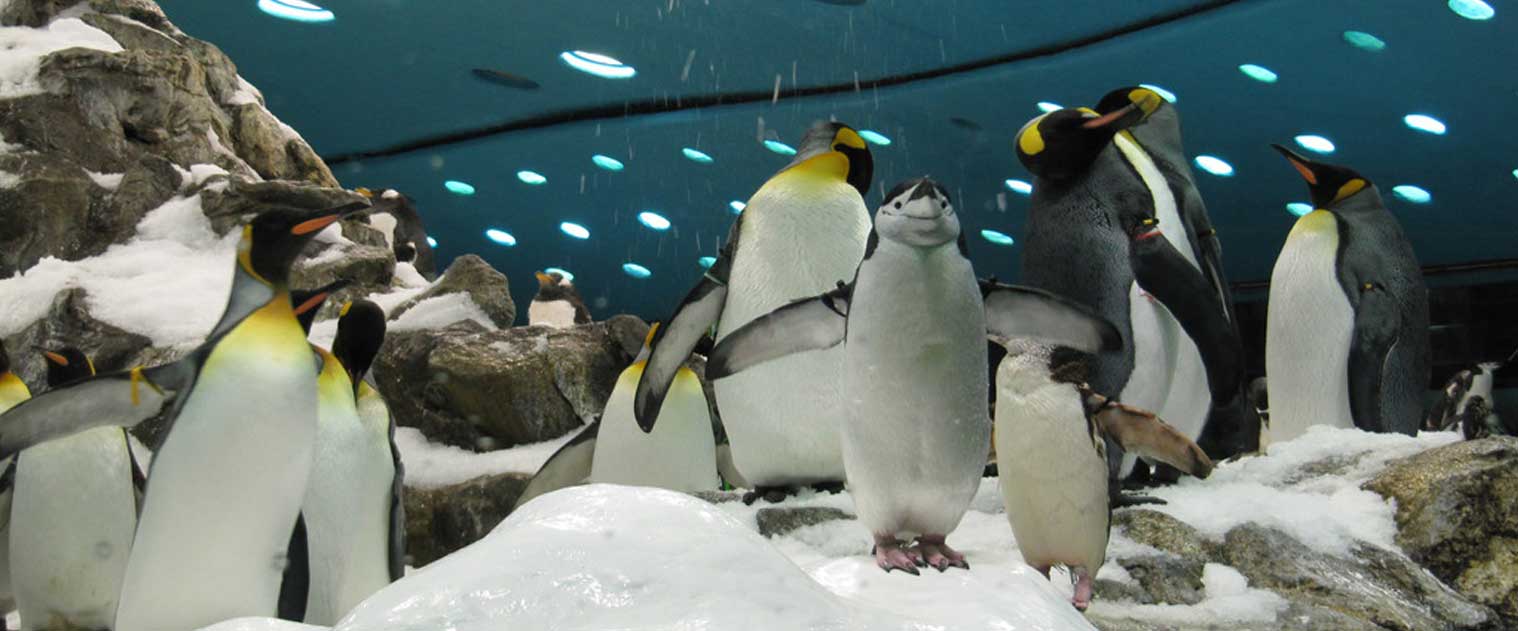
158, 0, 1518, 322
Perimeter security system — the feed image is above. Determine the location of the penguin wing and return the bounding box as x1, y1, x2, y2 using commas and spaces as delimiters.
0, 458, 13, 531
1425, 370, 1472, 431
981, 281, 1122, 354
513, 418, 600, 511
276, 514, 310, 622
1094, 401, 1214, 478
635, 252, 732, 432
0, 360, 195, 459
706, 283, 852, 380
1128, 232, 1244, 398
123, 429, 148, 511
1348, 285, 1402, 433
387, 410, 407, 581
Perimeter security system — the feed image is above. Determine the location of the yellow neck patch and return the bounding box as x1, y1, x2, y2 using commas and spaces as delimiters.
1129, 88, 1162, 117
643, 323, 661, 348
1289, 209, 1339, 239
236, 226, 270, 285
783, 151, 850, 183
833, 128, 866, 150
1332, 179, 1366, 204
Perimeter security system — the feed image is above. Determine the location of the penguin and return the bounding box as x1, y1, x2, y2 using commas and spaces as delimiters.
354, 187, 437, 278
992, 340, 1213, 610
1426, 350, 1512, 432
511, 418, 600, 512
634, 122, 874, 503
1266, 146, 1430, 440
0, 341, 28, 629
0, 202, 370, 631
528, 271, 591, 328
707, 178, 1121, 572
9, 347, 144, 631
1248, 377, 1271, 450
1014, 91, 1241, 493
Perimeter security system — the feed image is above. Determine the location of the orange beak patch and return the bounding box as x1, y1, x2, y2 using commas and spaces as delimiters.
1082, 103, 1136, 130
291, 215, 341, 235
42, 350, 67, 366
1286, 157, 1317, 185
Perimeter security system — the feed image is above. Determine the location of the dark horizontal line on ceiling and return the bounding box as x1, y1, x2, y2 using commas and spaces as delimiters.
324, 0, 1241, 165
1230, 257, 1518, 292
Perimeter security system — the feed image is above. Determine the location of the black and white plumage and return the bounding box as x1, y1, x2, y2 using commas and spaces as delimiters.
529, 271, 591, 328
1427, 352, 1512, 436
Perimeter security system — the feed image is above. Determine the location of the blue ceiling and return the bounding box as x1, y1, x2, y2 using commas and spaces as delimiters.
158, 0, 1517, 321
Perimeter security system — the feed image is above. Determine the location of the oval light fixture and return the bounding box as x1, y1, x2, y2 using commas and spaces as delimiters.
1448, 0, 1494, 20
1512, 168, 1518, 181
560, 50, 636, 79
560, 222, 590, 239
1403, 114, 1447, 135
858, 130, 892, 146
257, 0, 334, 23
425, 236, 438, 248
443, 180, 475, 195
517, 170, 547, 185
1036, 101, 1063, 113
763, 140, 797, 156
1286, 202, 1314, 217
728, 200, 746, 214
638, 211, 671, 231
484, 228, 516, 246
1294, 134, 1335, 154
1004, 179, 1032, 195
544, 267, 575, 282
1193, 155, 1234, 177
1139, 84, 1176, 103
1392, 185, 1431, 204
592, 155, 624, 171
682, 148, 714, 164
1238, 64, 1279, 83
980, 229, 1015, 246
622, 262, 652, 279
698, 256, 717, 269
1342, 30, 1387, 52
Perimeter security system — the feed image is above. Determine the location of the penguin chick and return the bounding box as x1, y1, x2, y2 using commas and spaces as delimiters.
529, 271, 590, 328
994, 340, 1212, 611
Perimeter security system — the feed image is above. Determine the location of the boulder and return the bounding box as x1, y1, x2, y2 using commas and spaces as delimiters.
1365, 437, 1518, 623
1113, 509, 1213, 565
390, 255, 514, 328
2, 287, 152, 390
404, 471, 531, 567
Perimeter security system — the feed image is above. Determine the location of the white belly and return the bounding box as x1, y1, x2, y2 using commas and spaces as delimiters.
114, 335, 318, 631
593, 368, 718, 492
528, 299, 577, 328
301, 385, 396, 625
1266, 216, 1354, 443
1120, 282, 1211, 475
11, 428, 137, 630
714, 176, 869, 486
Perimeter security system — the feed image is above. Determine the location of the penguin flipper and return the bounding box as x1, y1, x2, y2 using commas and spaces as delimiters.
706, 283, 852, 380
635, 257, 732, 432
1092, 399, 1214, 479
1128, 231, 1244, 398
980, 281, 1122, 354
387, 411, 407, 581
1348, 285, 1401, 433
0, 360, 195, 459
276, 513, 310, 622
513, 418, 600, 511
124, 429, 148, 511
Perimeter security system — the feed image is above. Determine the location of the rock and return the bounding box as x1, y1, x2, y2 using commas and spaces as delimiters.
2, 287, 152, 391
1113, 509, 1213, 565
1112, 554, 1206, 606
373, 320, 639, 451
404, 472, 531, 567
755, 507, 853, 538
200, 179, 368, 234
1365, 437, 1518, 623
390, 255, 515, 328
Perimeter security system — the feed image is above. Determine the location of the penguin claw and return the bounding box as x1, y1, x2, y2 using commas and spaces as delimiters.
913, 536, 969, 572
873, 537, 922, 575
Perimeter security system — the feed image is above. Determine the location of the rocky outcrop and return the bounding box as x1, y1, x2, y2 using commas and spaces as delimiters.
2, 287, 152, 390
390, 255, 515, 328
1365, 437, 1518, 624
404, 471, 531, 567
373, 316, 648, 451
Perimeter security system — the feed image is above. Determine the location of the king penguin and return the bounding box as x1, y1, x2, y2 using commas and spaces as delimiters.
0, 341, 28, 628
993, 340, 1212, 610
707, 178, 1121, 573
1015, 90, 1242, 490
1266, 146, 1429, 440
0, 202, 369, 631
528, 270, 591, 328
634, 121, 874, 502
9, 347, 143, 631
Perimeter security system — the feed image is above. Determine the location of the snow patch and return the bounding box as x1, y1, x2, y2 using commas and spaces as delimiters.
0, 170, 18, 189
197, 618, 326, 631
388, 293, 496, 333
223, 75, 264, 107
380, 189, 399, 199
84, 169, 124, 190
0, 18, 123, 98
395, 427, 579, 490
1090, 563, 1287, 624
391, 262, 428, 289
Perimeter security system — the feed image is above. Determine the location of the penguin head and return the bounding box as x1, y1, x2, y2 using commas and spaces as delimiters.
1015, 104, 1145, 182
290, 278, 352, 334
533, 271, 577, 301
874, 177, 960, 248
332, 299, 386, 390
37, 346, 94, 388
1095, 86, 1166, 129
239, 202, 370, 288
787, 121, 873, 197
1271, 145, 1370, 209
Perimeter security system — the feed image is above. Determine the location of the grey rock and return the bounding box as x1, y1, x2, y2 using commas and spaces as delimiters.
404, 472, 531, 567
290, 242, 395, 301
200, 179, 368, 234
1114, 553, 1206, 606
389, 255, 514, 329
1113, 509, 1213, 565
604, 313, 651, 359
2, 287, 152, 391
755, 507, 853, 538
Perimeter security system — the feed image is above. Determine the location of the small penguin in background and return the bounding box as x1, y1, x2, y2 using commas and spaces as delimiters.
8, 347, 144, 631
1248, 377, 1271, 450
0, 341, 28, 629
1427, 349, 1514, 438
708, 178, 1121, 573
995, 341, 1212, 610
1266, 146, 1430, 440
354, 187, 437, 278
529, 270, 591, 328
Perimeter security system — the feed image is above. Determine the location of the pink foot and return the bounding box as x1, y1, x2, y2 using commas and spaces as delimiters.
1071, 567, 1093, 611
914, 534, 969, 572
872, 535, 923, 575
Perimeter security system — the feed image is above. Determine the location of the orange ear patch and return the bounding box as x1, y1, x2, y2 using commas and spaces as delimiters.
291, 215, 341, 235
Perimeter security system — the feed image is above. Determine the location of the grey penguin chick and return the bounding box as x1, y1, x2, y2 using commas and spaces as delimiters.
708, 178, 1121, 573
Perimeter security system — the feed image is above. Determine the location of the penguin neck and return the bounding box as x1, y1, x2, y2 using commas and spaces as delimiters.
0, 371, 30, 410
207, 263, 282, 343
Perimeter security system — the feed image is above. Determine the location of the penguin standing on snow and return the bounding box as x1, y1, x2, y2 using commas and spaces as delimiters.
635, 122, 874, 504
993, 340, 1212, 610
708, 178, 1120, 572
9, 347, 144, 631
0, 202, 370, 631
528, 270, 591, 328
1266, 146, 1429, 440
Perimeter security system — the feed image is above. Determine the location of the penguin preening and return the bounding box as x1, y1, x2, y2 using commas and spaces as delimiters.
707, 178, 1121, 573
9, 347, 143, 631
1266, 146, 1430, 440
993, 340, 1212, 610
635, 121, 875, 502
528, 271, 591, 328
0, 202, 371, 631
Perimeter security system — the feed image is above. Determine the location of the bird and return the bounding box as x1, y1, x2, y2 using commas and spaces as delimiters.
528, 270, 591, 328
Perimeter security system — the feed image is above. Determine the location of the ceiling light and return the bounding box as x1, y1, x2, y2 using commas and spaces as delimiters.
1404, 114, 1447, 135
763, 140, 797, 156
858, 130, 892, 146
1193, 155, 1234, 177
622, 262, 652, 279
517, 170, 547, 185
1294, 135, 1335, 154
484, 229, 516, 246
1392, 185, 1431, 204
443, 180, 475, 195
257, 0, 334, 22
560, 222, 590, 239
980, 229, 1015, 246
638, 211, 671, 231
682, 148, 714, 164
592, 155, 624, 171
1286, 202, 1313, 217
1004, 179, 1032, 195
1238, 64, 1278, 83
560, 50, 636, 79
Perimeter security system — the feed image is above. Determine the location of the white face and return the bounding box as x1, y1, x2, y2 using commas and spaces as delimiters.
874, 179, 960, 247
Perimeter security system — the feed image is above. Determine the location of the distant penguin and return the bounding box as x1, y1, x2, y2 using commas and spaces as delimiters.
993, 340, 1212, 610
0, 202, 371, 631
355, 187, 437, 278
1015, 90, 1242, 492
635, 122, 874, 503
10, 347, 143, 631
1266, 146, 1430, 440
1248, 377, 1271, 449
708, 178, 1121, 572
1426, 351, 1512, 432
529, 271, 591, 328
0, 341, 28, 626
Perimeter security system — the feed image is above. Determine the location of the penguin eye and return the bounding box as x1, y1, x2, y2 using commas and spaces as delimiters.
894, 202, 902, 209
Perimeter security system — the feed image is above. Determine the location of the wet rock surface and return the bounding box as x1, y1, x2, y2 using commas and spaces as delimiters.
403, 471, 531, 567
390, 255, 515, 329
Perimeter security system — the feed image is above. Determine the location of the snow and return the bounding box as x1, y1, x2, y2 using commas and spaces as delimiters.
84, 169, 125, 190
0, 18, 122, 98
387, 293, 497, 333
224, 76, 264, 107
198, 619, 326, 631
380, 189, 400, 200
1089, 563, 1286, 624
0, 170, 18, 188
391, 262, 429, 289
394, 427, 579, 489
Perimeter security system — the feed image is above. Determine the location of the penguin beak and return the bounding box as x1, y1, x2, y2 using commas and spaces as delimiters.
1081, 102, 1144, 132
1271, 144, 1319, 185
35, 347, 67, 366
535, 271, 552, 286
289, 201, 373, 236
293, 279, 350, 317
